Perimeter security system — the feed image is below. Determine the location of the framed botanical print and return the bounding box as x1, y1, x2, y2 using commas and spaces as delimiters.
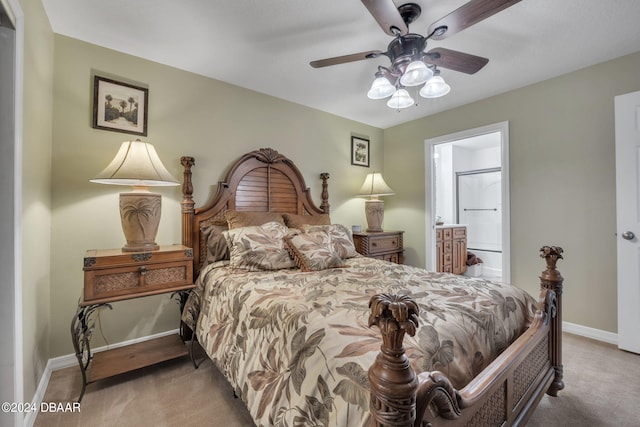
93, 76, 148, 136
351, 136, 370, 167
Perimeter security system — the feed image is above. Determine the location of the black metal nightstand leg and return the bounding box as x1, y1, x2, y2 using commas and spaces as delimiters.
70, 302, 111, 403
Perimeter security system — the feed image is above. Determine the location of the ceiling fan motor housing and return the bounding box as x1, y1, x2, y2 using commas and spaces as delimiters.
386, 33, 428, 76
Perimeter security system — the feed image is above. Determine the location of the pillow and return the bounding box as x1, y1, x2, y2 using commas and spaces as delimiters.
225, 210, 285, 229
301, 224, 358, 259
201, 223, 229, 264
282, 213, 331, 229
285, 230, 346, 272
223, 221, 296, 271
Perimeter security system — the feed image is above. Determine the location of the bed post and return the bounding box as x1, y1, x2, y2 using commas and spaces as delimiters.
368, 294, 420, 427
320, 172, 330, 213
180, 156, 195, 249
539, 245, 564, 396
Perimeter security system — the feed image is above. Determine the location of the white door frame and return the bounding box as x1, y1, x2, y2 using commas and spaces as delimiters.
1, 1, 23, 425
425, 121, 511, 282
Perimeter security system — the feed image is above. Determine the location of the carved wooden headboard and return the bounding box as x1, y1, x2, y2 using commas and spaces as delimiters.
180, 148, 330, 275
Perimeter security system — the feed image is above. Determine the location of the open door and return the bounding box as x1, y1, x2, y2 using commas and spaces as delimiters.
615, 91, 640, 354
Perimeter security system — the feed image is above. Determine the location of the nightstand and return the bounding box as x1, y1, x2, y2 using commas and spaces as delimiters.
71, 244, 194, 402
352, 230, 404, 264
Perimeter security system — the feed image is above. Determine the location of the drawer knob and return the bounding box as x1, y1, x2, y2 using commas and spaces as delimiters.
140, 266, 147, 275
372, 242, 377, 247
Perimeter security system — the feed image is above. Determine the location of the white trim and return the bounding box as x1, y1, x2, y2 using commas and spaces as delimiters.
23, 329, 181, 427
563, 321, 618, 346
425, 121, 510, 282
4, 1, 24, 427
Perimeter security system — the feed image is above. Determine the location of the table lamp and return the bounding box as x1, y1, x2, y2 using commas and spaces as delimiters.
90, 139, 179, 252
357, 172, 395, 232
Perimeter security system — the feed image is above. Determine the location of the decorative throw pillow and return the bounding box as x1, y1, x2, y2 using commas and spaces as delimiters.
223, 221, 296, 271
225, 210, 285, 229
301, 224, 358, 259
201, 223, 230, 264
282, 213, 331, 229
284, 230, 346, 272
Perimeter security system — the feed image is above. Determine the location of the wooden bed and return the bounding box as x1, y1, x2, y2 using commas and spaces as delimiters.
179, 147, 564, 427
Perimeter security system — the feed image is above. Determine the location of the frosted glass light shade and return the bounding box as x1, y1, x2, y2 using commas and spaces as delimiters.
367, 76, 396, 99
400, 61, 432, 87
90, 140, 179, 187
420, 75, 451, 98
387, 89, 414, 109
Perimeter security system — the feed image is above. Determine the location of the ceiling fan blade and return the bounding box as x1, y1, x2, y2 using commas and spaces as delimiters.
424, 47, 489, 74
310, 50, 384, 68
361, 0, 408, 36
427, 0, 522, 40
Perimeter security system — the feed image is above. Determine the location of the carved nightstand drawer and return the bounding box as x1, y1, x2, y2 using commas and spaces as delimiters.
368, 235, 401, 254
82, 245, 193, 305
352, 230, 404, 265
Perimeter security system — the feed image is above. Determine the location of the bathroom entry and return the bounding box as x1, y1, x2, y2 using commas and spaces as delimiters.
426, 122, 510, 283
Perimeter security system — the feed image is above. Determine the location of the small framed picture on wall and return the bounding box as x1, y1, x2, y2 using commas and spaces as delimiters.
351, 136, 370, 167
92, 75, 149, 136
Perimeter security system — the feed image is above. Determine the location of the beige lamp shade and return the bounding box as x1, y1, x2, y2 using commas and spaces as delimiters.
90, 140, 179, 252
90, 140, 179, 187
357, 173, 395, 233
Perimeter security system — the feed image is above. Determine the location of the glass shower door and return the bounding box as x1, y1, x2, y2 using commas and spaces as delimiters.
456, 168, 502, 252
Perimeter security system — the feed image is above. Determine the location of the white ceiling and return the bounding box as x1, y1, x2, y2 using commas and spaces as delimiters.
42, 0, 640, 129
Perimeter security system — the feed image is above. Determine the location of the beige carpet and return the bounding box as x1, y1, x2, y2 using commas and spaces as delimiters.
34, 333, 639, 426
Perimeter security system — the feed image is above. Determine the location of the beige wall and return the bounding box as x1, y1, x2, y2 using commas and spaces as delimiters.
384, 51, 640, 334
50, 35, 382, 357
24, 5, 639, 396
19, 0, 54, 401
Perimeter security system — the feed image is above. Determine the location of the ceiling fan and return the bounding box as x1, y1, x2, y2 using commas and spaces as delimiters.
310, 0, 522, 109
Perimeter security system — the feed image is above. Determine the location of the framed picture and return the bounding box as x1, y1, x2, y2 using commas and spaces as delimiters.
351, 136, 370, 167
93, 76, 148, 136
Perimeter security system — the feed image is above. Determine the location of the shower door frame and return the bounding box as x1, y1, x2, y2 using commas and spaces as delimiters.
455, 167, 502, 253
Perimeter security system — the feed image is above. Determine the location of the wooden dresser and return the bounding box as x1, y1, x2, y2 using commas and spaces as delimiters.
353, 230, 404, 264
436, 225, 467, 274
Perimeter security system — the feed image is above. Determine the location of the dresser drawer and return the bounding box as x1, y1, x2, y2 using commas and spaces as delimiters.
443, 228, 453, 240
83, 245, 193, 304
453, 227, 467, 238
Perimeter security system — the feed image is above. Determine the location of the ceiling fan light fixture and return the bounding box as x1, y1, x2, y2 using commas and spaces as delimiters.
399, 60, 432, 87
367, 76, 396, 99
386, 88, 414, 109
420, 74, 451, 98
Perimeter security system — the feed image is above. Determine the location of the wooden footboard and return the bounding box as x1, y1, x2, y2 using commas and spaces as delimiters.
368, 246, 564, 427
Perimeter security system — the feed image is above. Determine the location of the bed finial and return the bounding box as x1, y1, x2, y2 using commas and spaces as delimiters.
320, 173, 330, 213
539, 245, 564, 397
180, 156, 195, 248
368, 294, 419, 427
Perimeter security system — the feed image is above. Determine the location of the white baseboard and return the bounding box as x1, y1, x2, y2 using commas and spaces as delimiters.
563, 321, 618, 345
23, 329, 179, 427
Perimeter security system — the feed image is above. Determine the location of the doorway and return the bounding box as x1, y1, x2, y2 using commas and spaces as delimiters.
425, 122, 510, 282
0, 1, 21, 423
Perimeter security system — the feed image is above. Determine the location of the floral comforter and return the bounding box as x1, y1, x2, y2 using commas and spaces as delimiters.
182, 256, 537, 427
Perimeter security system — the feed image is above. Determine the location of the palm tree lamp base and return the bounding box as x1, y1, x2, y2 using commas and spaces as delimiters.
119, 191, 161, 252
365, 199, 385, 232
